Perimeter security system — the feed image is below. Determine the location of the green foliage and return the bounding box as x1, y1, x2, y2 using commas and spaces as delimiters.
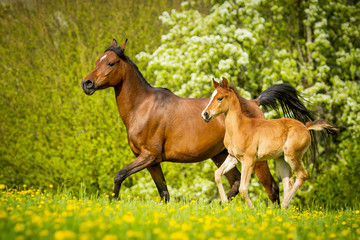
136, 0, 360, 206
0, 0, 201, 195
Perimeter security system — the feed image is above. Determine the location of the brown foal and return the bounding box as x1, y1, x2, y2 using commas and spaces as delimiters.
202, 78, 337, 208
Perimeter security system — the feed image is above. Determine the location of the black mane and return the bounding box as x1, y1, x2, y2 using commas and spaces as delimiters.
105, 46, 153, 89
105, 46, 127, 60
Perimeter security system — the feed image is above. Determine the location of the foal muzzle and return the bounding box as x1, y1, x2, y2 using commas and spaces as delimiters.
202, 111, 213, 122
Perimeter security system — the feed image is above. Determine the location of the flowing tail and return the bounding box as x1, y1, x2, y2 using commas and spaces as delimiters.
256, 84, 314, 124
306, 120, 338, 135
305, 119, 338, 168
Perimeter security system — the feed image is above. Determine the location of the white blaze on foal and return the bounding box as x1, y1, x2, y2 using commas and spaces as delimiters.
202, 89, 218, 119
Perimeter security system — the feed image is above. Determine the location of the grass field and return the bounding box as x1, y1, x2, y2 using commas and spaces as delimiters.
0, 185, 359, 240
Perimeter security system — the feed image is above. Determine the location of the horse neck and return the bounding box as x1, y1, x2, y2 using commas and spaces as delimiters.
114, 61, 152, 127
224, 92, 249, 132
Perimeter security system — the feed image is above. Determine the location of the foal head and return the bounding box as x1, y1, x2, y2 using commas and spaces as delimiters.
82, 39, 128, 95
202, 77, 232, 122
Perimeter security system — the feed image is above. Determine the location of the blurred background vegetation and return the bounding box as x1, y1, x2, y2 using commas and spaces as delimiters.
0, 0, 359, 208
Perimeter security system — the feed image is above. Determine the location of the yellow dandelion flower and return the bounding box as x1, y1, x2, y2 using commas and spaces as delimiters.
103, 234, 118, 240
355, 210, 359, 214
179, 204, 189, 210
329, 233, 336, 238
40, 230, 49, 237
181, 223, 191, 232
170, 231, 189, 240
126, 230, 144, 238
341, 228, 350, 237
266, 209, 273, 215
14, 223, 24, 232
79, 234, 91, 240
54, 230, 76, 240
0, 184, 5, 189
0, 210, 7, 219
23, 184, 27, 188
122, 212, 135, 223
286, 233, 294, 239
153, 228, 162, 235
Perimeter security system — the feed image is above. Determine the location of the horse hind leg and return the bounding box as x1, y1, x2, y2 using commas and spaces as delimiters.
275, 158, 294, 200
281, 153, 308, 209
147, 163, 170, 202
253, 161, 280, 205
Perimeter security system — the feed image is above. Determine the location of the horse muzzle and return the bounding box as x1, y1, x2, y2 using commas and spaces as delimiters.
82, 79, 96, 95
202, 111, 213, 122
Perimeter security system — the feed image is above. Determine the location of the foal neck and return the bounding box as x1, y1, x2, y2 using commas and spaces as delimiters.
225, 91, 248, 120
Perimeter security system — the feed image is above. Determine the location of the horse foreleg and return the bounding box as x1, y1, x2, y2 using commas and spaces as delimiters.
113, 149, 157, 200
215, 155, 238, 204
253, 161, 280, 204
211, 150, 241, 200
147, 163, 170, 202
239, 157, 256, 208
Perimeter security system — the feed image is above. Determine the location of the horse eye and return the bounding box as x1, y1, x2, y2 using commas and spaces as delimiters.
217, 97, 223, 101
107, 62, 114, 67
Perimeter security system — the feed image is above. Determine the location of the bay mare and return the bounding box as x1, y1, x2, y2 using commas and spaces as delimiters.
202, 78, 337, 208
81, 39, 312, 203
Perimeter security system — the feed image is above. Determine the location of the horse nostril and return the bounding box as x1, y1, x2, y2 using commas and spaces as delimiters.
204, 112, 209, 119
84, 79, 94, 89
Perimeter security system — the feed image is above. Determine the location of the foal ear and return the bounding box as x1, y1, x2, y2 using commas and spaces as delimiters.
221, 77, 230, 89
212, 78, 219, 88
120, 39, 128, 51
111, 39, 118, 46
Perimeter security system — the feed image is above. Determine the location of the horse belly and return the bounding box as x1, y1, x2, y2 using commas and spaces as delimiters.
256, 144, 283, 161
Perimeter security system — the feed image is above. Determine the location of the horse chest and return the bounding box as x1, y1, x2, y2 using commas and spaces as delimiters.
224, 133, 245, 157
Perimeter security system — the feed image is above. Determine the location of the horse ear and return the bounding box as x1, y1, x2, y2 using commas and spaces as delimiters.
212, 78, 219, 88
120, 39, 128, 51
111, 39, 117, 46
221, 77, 230, 89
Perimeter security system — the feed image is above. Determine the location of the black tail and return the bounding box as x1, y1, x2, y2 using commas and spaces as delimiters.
256, 84, 319, 167
256, 84, 315, 123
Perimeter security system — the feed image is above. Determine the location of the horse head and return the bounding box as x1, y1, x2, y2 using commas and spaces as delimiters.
202, 77, 232, 122
82, 39, 128, 95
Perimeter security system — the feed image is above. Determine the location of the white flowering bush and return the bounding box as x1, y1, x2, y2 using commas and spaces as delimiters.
136, 0, 360, 206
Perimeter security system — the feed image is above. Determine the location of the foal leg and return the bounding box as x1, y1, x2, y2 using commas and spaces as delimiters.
275, 158, 294, 199
282, 154, 308, 209
239, 157, 256, 208
211, 150, 240, 200
147, 163, 170, 202
214, 155, 238, 204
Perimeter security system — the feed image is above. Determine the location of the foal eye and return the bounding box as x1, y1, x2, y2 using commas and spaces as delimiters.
217, 97, 223, 101
107, 62, 115, 67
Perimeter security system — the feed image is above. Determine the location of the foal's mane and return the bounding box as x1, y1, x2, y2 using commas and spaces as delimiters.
228, 86, 256, 118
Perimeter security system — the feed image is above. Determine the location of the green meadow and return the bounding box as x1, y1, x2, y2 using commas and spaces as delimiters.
0, 186, 359, 240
